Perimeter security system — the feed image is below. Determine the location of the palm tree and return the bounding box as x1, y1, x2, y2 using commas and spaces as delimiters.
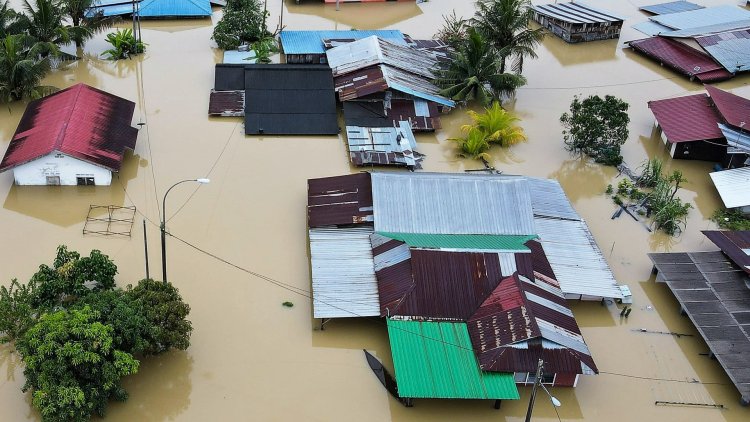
1, 1, 23, 38
464, 101, 526, 147
17, 0, 85, 56
473, 0, 544, 74
449, 126, 491, 161
59, 0, 114, 48
434, 27, 526, 105
0, 34, 55, 102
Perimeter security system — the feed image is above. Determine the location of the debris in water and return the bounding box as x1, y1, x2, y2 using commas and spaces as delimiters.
282, 301, 294, 308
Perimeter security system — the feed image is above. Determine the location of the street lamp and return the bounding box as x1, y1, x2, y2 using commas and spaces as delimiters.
161, 178, 210, 282
540, 383, 562, 407
524, 359, 562, 422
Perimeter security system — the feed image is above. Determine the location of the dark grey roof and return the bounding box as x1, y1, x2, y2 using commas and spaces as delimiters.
640, 1, 704, 16
342, 101, 390, 127
214, 64, 246, 91
243, 65, 339, 135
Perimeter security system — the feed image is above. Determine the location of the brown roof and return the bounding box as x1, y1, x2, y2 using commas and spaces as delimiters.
648, 93, 724, 143
703, 230, 750, 274
705, 85, 750, 129
628, 37, 733, 82
307, 173, 373, 227
208, 90, 244, 117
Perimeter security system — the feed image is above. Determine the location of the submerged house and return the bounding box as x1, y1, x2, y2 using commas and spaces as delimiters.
648, 85, 750, 163
649, 231, 750, 406
710, 167, 750, 215
279, 30, 407, 64
531, 1, 624, 43
137, 0, 212, 19
0, 84, 138, 186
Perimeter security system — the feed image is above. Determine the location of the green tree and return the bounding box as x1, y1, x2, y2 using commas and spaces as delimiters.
450, 126, 492, 161
435, 27, 526, 105
560, 94, 630, 166
0, 278, 36, 343
435, 10, 469, 48
472, 0, 544, 73
1, 1, 23, 38
212, 0, 269, 50
74, 289, 150, 354
102, 28, 145, 60
0, 34, 55, 102
464, 101, 526, 147
17, 0, 78, 56
59, 0, 114, 47
16, 306, 139, 422
126, 279, 192, 355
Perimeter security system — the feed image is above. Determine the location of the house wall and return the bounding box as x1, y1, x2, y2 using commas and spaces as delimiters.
533, 13, 622, 43
12, 152, 112, 186
514, 372, 579, 387
669, 140, 726, 162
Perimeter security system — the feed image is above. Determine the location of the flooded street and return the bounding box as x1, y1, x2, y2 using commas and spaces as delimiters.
2, 0, 750, 420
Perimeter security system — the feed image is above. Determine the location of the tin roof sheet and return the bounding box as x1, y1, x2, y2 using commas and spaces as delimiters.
632, 20, 674, 36
309, 227, 380, 319
334, 65, 455, 107
279, 30, 406, 55
647, 93, 724, 143
532, 1, 624, 24
649, 5, 750, 30
0, 83, 137, 173
345, 121, 422, 168
703, 230, 750, 273
534, 217, 623, 299
705, 85, 750, 128
525, 177, 581, 220
376, 232, 537, 252
208, 90, 244, 117
87, 2, 139, 17
719, 124, 750, 153
696, 29, 750, 73
628, 37, 732, 82
710, 167, 750, 209
307, 173, 373, 228
659, 19, 750, 37
138, 0, 211, 18
342, 99, 441, 132
371, 172, 535, 236
387, 319, 519, 399
640, 1, 704, 16
326, 36, 438, 79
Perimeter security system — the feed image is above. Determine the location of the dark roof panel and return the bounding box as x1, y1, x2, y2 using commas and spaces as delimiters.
307, 173, 373, 227
628, 37, 733, 82
214, 64, 246, 91
648, 93, 724, 143
705, 85, 750, 129
703, 230, 750, 274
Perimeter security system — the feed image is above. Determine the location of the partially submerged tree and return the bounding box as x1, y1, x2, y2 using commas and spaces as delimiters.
102, 28, 145, 60
59, 0, 114, 47
435, 10, 469, 48
464, 101, 526, 147
560, 94, 630, 166
450, 126, 492, 161
17, 0, 78, 56
0, 34, 55, 102
473, 0, 544, 73
212, 0, 270, 50
435, 27, 526, 105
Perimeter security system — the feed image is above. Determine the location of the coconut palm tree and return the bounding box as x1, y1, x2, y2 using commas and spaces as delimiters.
59, 0, 114, 48
472, 0, 544, 74
1, 1, 23, 38
450, 126, 492, 161
434, 27, 526, 105
0, 34, 55, 102
17, 0, 86, 56
464, 101, 526, 147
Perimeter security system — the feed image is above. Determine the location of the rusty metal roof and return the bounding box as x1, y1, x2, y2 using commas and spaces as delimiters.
342, 98, 441, 132
0, 83, 137, 173
648, 93, 724, 143
628, 37, 733, 82
307, 173, 373, 228
705, 85, 750, 129
467, 273, 597, 375
703, 230, 750, 274
208, 90, 244, 117
326, 36, 438, 79
695, 29, 750, 73
334, 64, 454, 107
345, 121, 422, 169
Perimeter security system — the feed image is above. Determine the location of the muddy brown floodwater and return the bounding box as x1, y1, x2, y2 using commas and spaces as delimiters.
2, 0, 750, 420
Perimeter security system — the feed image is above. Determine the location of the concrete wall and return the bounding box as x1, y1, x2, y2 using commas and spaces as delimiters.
13, 151, 112, 186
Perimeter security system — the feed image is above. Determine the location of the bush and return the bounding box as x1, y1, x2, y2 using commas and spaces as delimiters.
102, 28, 145, 60
711, 209, 750, 230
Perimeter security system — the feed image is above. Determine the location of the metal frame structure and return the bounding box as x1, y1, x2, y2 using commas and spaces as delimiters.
83, 205, 137, 237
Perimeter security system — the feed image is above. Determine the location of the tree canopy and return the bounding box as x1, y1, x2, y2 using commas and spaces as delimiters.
212, 0, 270, 51
560, 94, 630, 166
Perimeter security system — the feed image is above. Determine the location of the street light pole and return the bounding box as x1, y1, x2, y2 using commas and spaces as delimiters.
524, 359, 545, 422
160, 178, 210, 282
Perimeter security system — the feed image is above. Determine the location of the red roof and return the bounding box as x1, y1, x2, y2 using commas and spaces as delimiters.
703, 230, 750, 274
648, 94, 724, 143
307, 173, 373, 227
0, 84, 137, 172
705, 85, 750, 129
628, 37, 733, 82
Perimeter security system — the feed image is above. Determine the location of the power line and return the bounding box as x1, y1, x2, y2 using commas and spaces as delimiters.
518, 75, 681, 90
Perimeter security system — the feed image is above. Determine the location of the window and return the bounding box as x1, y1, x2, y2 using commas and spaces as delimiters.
46, 176, 60, 185
516, 372, 556, 385
76, 176, 95, 186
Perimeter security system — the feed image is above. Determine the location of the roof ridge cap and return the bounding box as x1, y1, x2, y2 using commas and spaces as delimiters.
54, 84, 85, 151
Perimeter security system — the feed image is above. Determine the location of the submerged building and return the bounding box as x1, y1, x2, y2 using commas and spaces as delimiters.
531, 1, 624, 43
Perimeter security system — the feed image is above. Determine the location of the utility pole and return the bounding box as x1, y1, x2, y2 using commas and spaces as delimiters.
524, 359, 545, 422
143, 219, 150, 280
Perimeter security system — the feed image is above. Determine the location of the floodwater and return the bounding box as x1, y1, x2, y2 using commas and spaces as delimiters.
1, 0, 750, 420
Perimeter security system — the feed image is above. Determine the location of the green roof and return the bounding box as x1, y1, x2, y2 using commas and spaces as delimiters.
377, 232, 537, 251
387, 319, 519, 399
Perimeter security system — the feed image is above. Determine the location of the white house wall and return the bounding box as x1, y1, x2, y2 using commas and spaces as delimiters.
12, 152, 113, 186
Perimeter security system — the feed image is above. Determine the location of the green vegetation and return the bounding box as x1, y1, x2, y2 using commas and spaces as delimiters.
711, 209, 750, 230
212, 0, 270, 50
102, 28, 145, 60
0, 246, 193, 421
59, 0, 114, 47
0, 34, 55, 101
450, 101, 526, 161
560, 94, 630, 166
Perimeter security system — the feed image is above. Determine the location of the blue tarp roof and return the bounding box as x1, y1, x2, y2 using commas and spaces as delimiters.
280, 30, 406, 55
138, 0, 211, 18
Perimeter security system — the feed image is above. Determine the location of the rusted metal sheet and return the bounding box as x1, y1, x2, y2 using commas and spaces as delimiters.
628, 37, 733, 82
307, 173, 373, 228
703, 230, 750, 274
334, 64, 454, 107
705, 85, 750, 130
648, 93, 724, 143
208, 90, 244, 117
335, 66, 389, 102
342, 98, 441, 132
346, 121, 422, 169
326, 36, 438, 79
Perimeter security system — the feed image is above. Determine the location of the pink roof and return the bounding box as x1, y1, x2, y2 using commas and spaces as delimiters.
628, 37, 733, 82
0, 84, 138, 172
705, 85, 750, 129
648, 93, 723, 143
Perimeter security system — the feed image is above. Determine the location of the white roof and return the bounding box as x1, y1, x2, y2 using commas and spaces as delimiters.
710, 167, 750, 208
325, 35, 437, 79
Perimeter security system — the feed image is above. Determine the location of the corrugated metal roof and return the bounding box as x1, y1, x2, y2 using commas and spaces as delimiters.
0, 83, 137, 173
525, 177, 581, 220
326, 36, 438, 79
647, 93, 724, 143
307, 173, 373, 228
371, 172, 535, 236
223, 50, 256, 64
345, 121, 422, 168
534, 217, 623, 299
640, 1, 704, 16
342, 99, 441, 132
649, 5, 750, 31
703, 230, 750, 273
309, 227, 380, 319
208, 90, 244, 116
279, 30, 406, 55
695, 29, 750, 73
138, 0, 211, 18
386, 319, 519, 400
376, 232, 537, 252
244, 64, 338, 135
334, 65, 455, 107
632, 20, 674, 36
719, 124, 750, 153
532, 1, 624, 24
628, 37, 733, 82
87, 2, 139, 17
705, 85, 750, 128
659, 19, 750, 38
